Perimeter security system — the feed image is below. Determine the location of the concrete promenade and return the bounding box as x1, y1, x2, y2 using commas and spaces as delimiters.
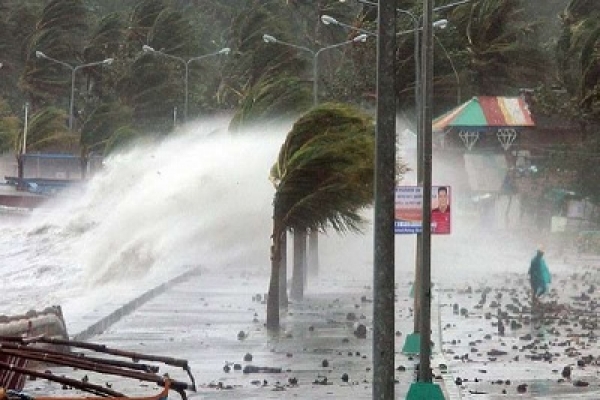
25, 268, 453, 399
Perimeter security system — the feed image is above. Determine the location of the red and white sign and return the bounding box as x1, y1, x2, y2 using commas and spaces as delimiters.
395, 186, 451, 234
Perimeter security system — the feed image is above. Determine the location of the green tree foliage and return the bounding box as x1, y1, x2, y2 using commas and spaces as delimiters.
532, 1, 600, 204
104, 125, 141, 154
229, 76, 311, 132
558, 1, 600, 119
0, 0, 591, 160
450, 0, 549, 95
266, 103, 379, 329
0, 2, 42, 111
0, 98, 21, 154
21, 0, 89, 107
533, 0, 600, 121
24, 107, 78, 152
80, 101, 133, 154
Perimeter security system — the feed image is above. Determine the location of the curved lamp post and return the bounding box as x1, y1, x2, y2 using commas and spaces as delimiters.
262, 33, 368, 106
142, 45, 231, 122
35, 51, 113, 131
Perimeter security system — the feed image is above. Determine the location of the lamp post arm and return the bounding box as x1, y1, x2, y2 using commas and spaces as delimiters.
73, 60, 113, 72
39, 54, 74, 71
187, 50, 228, 64
270, 39, 314, 56
433, 0, 470, 12
322, 16, 376, 37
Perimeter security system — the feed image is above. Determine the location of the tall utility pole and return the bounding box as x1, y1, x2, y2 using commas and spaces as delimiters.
406, 0, 445, 399
372, 0, 396, 398
419, 0, 434, 383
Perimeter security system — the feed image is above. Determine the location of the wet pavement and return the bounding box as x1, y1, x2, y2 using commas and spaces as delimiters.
23, 268, 451, 399
438, 255, 600, 399
21, 253, 600, 399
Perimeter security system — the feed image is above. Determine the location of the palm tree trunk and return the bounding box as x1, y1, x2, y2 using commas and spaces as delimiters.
291, 229, 306, 301
308, 229, 319, 279
279, 231, 288, 309
267, 224, 283, 331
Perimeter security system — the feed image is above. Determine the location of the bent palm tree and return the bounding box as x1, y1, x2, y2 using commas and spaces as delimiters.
267, 103, 375, 330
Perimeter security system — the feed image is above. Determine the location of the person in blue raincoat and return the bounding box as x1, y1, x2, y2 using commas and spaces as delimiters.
528, 248, 551, 304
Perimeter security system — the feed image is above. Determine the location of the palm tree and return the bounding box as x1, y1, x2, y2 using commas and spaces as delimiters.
0, 99, 21, 155
450, 0, 549, 95
23, 107, 78, 152
79, 101, 133, 176
20, 0, 89, 106
229, 75, 312, 132
266, 102, 376, 330
557, 0, 600, 120
14, 106, 78, 181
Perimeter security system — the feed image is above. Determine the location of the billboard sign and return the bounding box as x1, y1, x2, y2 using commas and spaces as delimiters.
395, 186, 451, 234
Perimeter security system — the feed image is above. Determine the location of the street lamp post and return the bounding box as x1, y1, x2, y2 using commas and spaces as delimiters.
330, 0, 467, 355
142, 45, 231, 122
321, 13, 444, 349
35, 51, 113, 131
262, 33, 368, 106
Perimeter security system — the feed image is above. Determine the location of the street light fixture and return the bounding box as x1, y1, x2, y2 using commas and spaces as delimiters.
142, 45, 231, 122
262, 33, 368, 106
333, 0, 470, 395
35, 51, 113, 131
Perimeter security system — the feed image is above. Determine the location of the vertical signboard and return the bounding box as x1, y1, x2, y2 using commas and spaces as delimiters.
395, 186, 451, 234
395, 186, 423, 233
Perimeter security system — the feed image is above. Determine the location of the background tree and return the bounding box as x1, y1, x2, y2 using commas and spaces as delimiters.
20, 0, 89, 109
448, 0, 550, 97
530, 0, 600, 205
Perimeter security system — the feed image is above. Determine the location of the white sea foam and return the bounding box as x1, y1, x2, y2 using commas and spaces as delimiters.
0, 114, 542, 324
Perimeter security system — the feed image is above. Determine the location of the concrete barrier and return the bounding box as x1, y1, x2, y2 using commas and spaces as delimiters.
0, 306, 68, 339
72, 266, 201, 341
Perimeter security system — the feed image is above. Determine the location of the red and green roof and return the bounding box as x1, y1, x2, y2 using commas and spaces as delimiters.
433, 96, 535, 131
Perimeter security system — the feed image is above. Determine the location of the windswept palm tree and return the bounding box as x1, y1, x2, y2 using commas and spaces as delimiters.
266, 103, 376, 330
229, 74, 311, 132
12, 106, 78, 180
23, 107, 78, 152
79, 100, 133, 176
451, 0, 549, 95
0, 98, 20, 155
20, 0, 89, 106
557, 0, 600, 120
534, 0, 600, 124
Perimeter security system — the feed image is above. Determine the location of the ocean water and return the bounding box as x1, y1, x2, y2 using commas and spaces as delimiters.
0, 117, 287, 320
0, 115, 541, 329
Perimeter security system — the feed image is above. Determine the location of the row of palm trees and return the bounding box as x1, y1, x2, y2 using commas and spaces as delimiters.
2, 0, 598, 160
265, 102, 409, 329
